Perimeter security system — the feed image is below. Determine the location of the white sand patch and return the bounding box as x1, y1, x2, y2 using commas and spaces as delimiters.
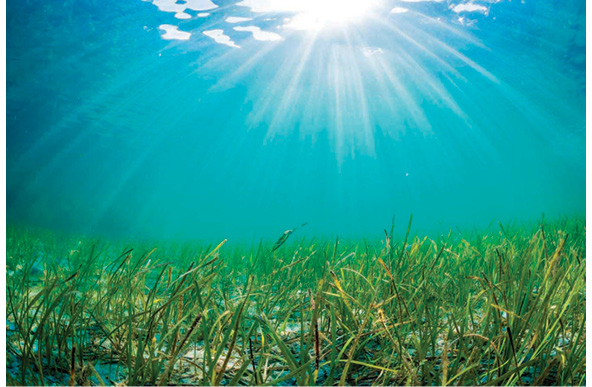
159, 24, 191, 40
225, 16, 254, 23
233, 26, 282, 41
203, 29, 240, 47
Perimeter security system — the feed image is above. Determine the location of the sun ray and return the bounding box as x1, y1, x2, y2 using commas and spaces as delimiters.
265, 32, 320, 140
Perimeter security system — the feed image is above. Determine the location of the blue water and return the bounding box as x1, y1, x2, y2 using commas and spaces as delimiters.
7, 0, 585, 243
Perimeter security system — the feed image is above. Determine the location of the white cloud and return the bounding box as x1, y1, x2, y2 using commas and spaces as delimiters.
197, 12, 210, 17
159, 24, 191, 40
233, 26, 283, 41
175, 12, 192, 19
225, 16, 254, 23
399, 0, 445, 2
390, 6, 409, 13
452, 3, 488, 14
203, 29, 240, 47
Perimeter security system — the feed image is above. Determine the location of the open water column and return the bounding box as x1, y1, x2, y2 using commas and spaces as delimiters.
6, 0, 586, 386
7, 0, 585, 241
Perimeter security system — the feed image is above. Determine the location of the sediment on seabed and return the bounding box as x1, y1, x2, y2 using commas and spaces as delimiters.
6, 218, 586, 386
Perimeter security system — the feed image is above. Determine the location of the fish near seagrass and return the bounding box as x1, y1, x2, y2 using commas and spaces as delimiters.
271, 222, 308, 252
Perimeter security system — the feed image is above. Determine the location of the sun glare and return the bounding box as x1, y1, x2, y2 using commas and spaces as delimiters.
273, 0, 377, 30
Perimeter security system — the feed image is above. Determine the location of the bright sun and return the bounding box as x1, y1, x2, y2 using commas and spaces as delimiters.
268, 0, 377, 30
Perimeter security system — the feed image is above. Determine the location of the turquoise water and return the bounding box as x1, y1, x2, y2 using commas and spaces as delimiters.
7, 0, 585, 243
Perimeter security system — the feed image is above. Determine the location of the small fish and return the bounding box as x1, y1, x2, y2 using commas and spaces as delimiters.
271, 223, 307, 252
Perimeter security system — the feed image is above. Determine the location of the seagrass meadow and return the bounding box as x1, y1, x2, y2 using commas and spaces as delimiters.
6, 1, 587, 385
6, 217, 586, 386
